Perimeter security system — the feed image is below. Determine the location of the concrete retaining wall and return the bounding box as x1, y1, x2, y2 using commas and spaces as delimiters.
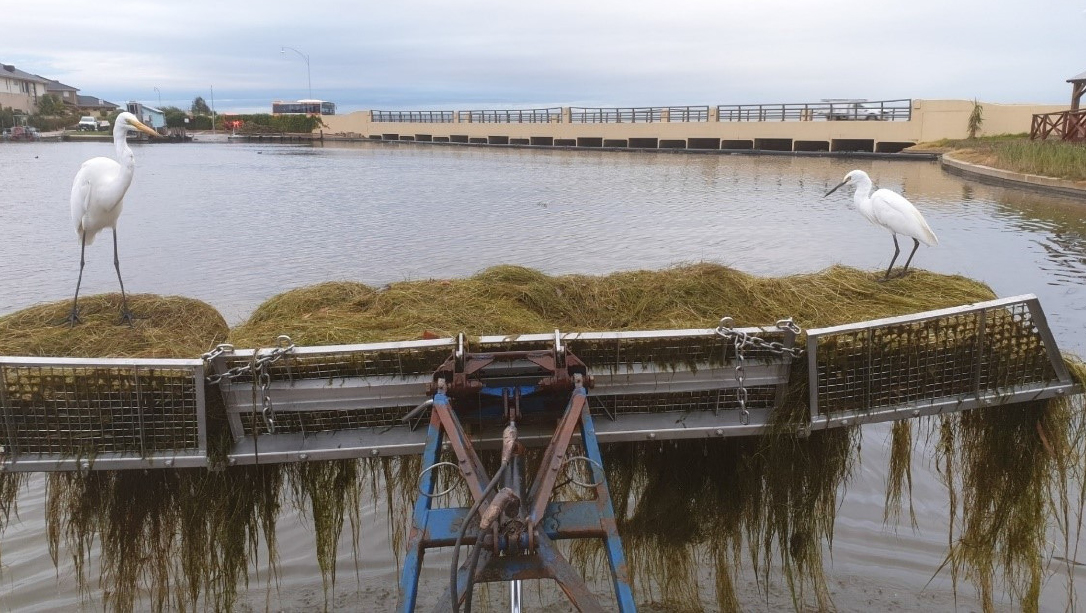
319, 100, 1065, 153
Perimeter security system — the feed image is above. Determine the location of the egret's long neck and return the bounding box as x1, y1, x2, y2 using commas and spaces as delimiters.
112, 124, 136, 179
852, 176, 874, 212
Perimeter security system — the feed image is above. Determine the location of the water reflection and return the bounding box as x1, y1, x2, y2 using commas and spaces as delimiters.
1, 140, 1086, 609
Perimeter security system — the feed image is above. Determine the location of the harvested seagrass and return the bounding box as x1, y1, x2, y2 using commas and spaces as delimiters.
229, 264, 997, 346
0, 293, 252, 612
934, 358, 1086, 613
1, 266, 1083, 612
0, 293, 228, 358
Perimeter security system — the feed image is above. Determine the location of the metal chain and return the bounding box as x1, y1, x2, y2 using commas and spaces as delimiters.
715, 318, 804, 423
733, 334, 749, 424
203, 336, 295, 435
715, 318, 805, 359
203, 335, 295, 385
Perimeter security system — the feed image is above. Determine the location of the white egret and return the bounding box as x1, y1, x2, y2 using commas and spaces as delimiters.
824, 169, 938, 280
67, 111, 159, 326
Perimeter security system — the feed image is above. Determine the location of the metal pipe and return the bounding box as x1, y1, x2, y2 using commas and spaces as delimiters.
510, 580, 522, 613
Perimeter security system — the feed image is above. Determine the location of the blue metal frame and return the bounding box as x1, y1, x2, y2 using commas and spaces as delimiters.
579, 398, 637, 611
396, 387, 637, 612
398, 411, 443, 612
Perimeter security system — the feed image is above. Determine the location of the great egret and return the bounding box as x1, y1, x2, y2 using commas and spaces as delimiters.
67, 111, 159, 326
824, 169, 938, 280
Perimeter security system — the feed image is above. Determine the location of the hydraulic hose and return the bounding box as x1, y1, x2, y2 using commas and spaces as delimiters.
450, 461, 508, 612
462, 540, 484, 612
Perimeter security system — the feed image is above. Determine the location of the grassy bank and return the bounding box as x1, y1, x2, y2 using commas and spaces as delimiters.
914, 135, 1086, 183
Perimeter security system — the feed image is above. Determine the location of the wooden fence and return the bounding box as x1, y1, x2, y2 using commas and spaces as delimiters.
1031, 110, 1086, 142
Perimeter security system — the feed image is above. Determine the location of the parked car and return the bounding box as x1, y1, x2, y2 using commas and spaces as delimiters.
98, 119, 111, 130
77, 116, 99, 131
824, 102, 887, 121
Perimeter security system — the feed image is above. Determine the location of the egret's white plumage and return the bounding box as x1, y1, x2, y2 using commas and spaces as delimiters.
824, 169, 938, 280
66, 112, 159, 325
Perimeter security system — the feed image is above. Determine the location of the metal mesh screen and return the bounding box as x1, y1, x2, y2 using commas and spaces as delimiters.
238, 404, 414, 436
221, 345, 451, 383
591, 386, 777, 416
570, 333, 788, 371
813, 301, 1058, 416
0, 365, 201, 455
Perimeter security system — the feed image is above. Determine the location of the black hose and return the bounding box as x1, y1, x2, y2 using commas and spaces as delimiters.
462, 540, 484, 612
451, 462, 507, 613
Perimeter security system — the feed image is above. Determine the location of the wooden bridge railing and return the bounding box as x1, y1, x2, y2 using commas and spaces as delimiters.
1031, 110, 1086, 142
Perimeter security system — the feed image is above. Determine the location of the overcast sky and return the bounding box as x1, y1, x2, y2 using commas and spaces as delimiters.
4, 0, 1084, 113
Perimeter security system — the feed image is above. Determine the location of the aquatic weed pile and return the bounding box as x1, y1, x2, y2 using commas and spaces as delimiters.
0, 265, 1083, 611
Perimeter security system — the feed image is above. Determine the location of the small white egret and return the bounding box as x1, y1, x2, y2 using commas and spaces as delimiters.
67, 111, 159, 326
824, 169, 938, 280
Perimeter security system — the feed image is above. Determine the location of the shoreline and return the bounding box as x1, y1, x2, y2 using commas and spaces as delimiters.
940, 151, 1086, 200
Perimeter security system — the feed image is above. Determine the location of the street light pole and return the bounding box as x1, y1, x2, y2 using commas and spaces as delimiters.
280, 46, 312, 100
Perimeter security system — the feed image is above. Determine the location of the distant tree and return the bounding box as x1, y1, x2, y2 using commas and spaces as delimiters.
0, 105, 16, 129
36, 94, 67, 116
161, 106, 188, 128
191, 96, 211, 115
189, 114, 212, 130
967, 99, 984, 139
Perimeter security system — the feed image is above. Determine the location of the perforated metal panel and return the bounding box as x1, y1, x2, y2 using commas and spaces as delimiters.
0, 357, 207, 470
807, 294, 1074, 428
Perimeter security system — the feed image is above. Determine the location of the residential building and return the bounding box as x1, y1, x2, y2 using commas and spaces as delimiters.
41, 78, 79, 106
0, 63, 47, 113
78, 95, 119, 115
126, 102, 165, 130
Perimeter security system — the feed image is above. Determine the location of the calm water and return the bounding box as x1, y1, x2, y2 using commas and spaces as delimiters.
1, 140, 1086, 611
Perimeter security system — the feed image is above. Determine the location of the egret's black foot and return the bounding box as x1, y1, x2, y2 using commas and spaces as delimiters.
62, 308, 82, 327
118, 309, 138, 327
877, 274, 893, 283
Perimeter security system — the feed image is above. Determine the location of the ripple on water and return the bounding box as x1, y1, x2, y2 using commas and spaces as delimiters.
1, 142, 1086, 609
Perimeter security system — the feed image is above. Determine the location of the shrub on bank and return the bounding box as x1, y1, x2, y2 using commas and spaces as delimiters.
220, 113, 324, 134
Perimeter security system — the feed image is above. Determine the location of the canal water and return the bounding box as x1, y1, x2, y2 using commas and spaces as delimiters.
1, 140, 1085, 611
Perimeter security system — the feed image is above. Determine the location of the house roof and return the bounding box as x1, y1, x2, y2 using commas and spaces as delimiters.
77, 95, 118, 109
40, 77, 79, 92
0, 63, 49, 83
1069, 70, 1086, 82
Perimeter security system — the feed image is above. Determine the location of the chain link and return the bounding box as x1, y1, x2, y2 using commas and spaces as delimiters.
715, 318, 805, 359
715, 318, 804, 423
260, 364, 276, 434
733, 333, 749, 424
203, 336, 295, 385
203, 336, 295, 435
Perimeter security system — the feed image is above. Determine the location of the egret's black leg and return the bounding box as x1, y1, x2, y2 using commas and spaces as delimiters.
113, 228, 135, 326
881, 235, 901, 281
65, 234, 87, 327
898, 238, 921, 277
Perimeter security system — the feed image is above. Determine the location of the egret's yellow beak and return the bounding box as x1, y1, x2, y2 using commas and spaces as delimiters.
131, 119, 160, 137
